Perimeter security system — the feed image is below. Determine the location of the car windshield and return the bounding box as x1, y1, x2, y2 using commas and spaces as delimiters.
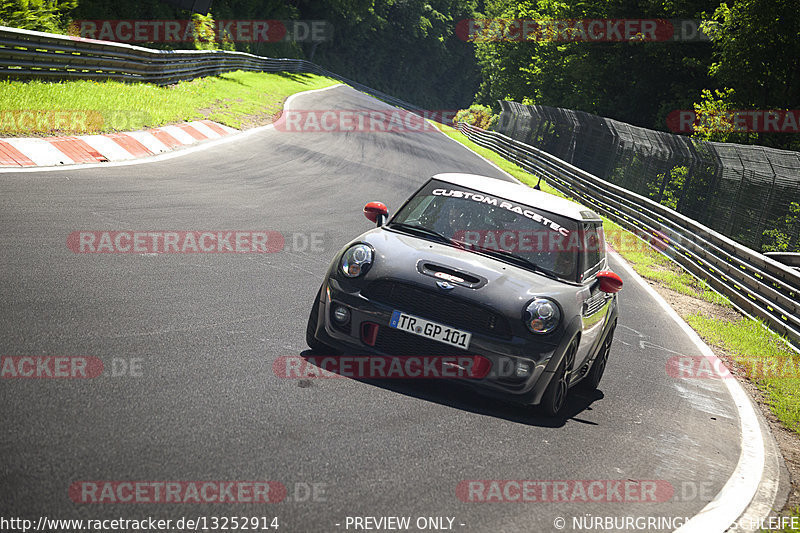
389, 179, 581, 281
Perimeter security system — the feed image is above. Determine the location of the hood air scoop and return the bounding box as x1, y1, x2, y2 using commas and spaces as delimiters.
417, 261, 487, 289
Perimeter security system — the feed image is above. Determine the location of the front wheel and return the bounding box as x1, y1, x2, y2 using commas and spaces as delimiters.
539, 339, 576, 417
580, 324, 615, 391
306, 287, 333, 352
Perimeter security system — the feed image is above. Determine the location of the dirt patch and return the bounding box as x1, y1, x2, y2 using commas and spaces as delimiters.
643, 278, 800, 514
650, 281, 741, 323
236, 107, 284, 130
646, 262, 674, 274
198, 96, 287, 130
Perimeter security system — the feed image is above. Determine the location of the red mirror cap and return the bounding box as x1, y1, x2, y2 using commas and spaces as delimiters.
597, 270, 623, 293
363, 201, 388, 223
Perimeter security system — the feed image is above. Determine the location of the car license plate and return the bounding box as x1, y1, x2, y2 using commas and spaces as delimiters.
389, 310, 471, 350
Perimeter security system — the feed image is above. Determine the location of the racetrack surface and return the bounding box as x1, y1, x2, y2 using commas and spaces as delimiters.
1, 85, 746, 532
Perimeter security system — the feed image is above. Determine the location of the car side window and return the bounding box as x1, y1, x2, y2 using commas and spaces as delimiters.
581, 223, 604, 281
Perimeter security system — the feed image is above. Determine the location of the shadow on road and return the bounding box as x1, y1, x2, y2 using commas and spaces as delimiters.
296, 350, 605, 428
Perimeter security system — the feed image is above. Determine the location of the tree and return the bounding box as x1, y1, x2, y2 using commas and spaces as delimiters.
473, 0, 718, 129
296, 0, 480, 108
700, 0, 800, 149
762, 202, 800, 252
690, 87, 757, 143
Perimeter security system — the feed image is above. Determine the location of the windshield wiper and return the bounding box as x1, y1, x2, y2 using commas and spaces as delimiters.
387, 222, 452, 244
388, 224, 561, 280
465, 245, 562, 281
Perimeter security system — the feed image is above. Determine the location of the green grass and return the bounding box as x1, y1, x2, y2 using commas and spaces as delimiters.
439, 122, 800, 434
0, 71, 339, 136
686, 313, 800, 432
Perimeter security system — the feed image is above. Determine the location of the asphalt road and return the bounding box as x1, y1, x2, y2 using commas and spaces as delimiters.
0, 85, 745, 532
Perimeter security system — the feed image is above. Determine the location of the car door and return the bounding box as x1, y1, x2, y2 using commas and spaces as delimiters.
573, 222, 612, 378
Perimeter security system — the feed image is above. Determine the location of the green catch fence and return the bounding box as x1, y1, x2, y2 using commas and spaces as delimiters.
497, 102, 800, 252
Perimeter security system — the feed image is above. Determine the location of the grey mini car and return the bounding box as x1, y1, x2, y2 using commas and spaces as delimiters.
306, 173, 622, 416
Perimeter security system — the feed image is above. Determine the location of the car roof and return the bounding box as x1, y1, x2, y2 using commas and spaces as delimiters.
431, 173, 602, 222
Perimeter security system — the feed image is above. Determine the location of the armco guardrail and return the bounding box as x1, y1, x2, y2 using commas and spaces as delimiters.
0, 25, 420, 112
765, 253, 800, 270
458, 122, 800, 351
0, 26, 304, 84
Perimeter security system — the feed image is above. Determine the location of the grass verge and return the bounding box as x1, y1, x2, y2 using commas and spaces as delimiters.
686, 314, 800, 432
0, 71, 339, 136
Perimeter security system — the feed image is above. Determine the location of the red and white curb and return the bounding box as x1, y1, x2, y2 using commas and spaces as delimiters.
0, 120, 238, 167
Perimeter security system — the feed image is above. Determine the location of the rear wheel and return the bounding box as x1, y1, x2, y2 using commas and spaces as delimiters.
540, 339, 576, 417
580, 324, 615, 391
306, 287, 333, 352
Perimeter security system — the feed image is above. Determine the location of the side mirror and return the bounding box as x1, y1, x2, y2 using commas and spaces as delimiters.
596, 270, 623, 293
364, 201, 388, 227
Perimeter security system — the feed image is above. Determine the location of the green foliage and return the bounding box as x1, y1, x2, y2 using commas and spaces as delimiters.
191, 12, 217, 50
691, 88, 740, 142
473, 0, 718, 128
0, 0, 77, 33
648, 165, 687, 210
454, 104, 498, 129
303, 0, 481, 108
198, 0, 300, 57
69, 0, 302, 55
699, 0, 800, 150
762, 202, 800, 253
702, 0, 800, 109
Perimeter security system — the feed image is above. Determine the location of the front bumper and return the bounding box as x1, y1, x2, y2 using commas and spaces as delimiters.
311, 277, 576, 406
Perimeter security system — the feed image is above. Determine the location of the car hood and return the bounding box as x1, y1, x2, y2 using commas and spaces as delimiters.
353, 227, 584, 320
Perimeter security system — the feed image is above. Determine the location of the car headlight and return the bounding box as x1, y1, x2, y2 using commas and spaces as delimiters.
524, 298, 561, 334
340, 244, 373, 278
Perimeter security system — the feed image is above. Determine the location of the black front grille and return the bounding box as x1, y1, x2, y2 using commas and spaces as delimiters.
373, 326, 473, 357
362, 280, 512, 339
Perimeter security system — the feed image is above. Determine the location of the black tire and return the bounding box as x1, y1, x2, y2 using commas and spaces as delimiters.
306, 287, 332, 352
539, 340, 575, 417
580, 324, 615, 391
